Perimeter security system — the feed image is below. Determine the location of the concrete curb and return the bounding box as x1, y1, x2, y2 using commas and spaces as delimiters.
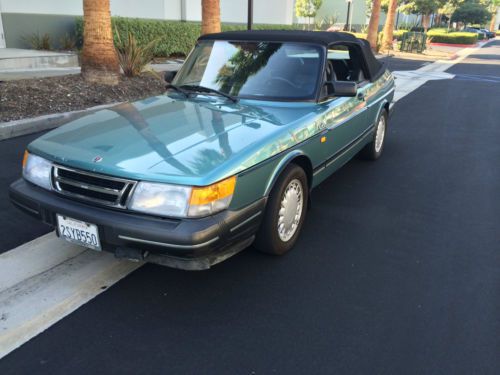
0, 102, 121, 141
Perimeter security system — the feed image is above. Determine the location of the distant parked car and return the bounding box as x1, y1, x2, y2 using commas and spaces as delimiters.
479, 29, 495, 39
10, 31, 395, 270
468, 27, 495, 39
463, 27, 488, 40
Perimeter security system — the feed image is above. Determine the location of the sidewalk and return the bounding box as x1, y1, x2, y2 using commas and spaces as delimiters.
0, 59, 182, 81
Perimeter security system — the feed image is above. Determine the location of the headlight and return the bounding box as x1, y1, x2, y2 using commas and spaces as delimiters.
23, 151, 53, 190
128, 176, 236, 218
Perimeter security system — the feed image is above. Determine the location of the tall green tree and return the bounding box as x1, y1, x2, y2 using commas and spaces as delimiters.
400, 0, 447, 31
295, 0, 323, 29
452, 0, 490, 26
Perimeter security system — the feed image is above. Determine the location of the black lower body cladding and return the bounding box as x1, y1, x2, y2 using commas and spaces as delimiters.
9, 179, 266, 270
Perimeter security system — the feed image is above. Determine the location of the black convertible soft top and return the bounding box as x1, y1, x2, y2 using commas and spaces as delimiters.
198, 30, 384, 82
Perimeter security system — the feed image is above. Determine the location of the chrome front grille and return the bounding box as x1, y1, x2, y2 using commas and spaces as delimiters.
52, 165, 136, 208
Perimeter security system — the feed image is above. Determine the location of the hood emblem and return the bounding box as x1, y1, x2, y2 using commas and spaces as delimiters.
93, 156, 103, 163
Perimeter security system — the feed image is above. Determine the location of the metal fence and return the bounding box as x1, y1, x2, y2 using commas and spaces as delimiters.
400, 32, 427, 53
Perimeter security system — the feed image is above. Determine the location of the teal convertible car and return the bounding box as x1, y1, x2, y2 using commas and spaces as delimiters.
10, 31, 395, 270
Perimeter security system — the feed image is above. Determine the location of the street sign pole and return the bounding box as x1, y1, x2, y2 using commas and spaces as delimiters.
248, 0, 253, 30
345, 0, 352, 31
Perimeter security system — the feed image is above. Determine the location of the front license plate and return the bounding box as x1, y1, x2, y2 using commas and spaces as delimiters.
56, 215, 101, 251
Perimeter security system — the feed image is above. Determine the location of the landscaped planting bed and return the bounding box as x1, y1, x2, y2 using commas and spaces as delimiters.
0, 74, 165, 122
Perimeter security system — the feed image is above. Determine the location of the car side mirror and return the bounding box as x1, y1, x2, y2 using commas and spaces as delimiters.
164, 70, 178, 83
326, 81, 358, 97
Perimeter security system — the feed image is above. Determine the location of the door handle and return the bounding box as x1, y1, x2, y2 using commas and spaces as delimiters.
357, 92, 366, 101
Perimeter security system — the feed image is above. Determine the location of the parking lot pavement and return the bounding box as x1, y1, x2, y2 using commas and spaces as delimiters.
0, 131, 51, 252
1, 41, 499, 374
380, 56, 429, 71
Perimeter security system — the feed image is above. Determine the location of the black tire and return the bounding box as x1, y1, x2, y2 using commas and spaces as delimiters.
254, 164, 308, 255
359, 108, 388, 160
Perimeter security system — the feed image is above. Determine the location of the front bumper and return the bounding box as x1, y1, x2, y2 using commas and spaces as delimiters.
9, 179, 266, 270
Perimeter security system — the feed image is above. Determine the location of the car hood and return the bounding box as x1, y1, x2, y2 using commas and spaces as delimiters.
29, 94, 321, 186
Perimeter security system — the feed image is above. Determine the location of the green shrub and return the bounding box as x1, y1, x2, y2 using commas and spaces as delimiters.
60, 32, 76, 50
349, 30, 405, 42
115, 31, 158, 77
21, 32, 51, 50
348, 32, 367, 39
392, 30, 405, 41
427, 28, 449, 34
426, 31, 478, 44
76, 17, 299, 57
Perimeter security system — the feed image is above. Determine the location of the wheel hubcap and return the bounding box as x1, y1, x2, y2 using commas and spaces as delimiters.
277, 179, 303, 242
375, 115, 386, 153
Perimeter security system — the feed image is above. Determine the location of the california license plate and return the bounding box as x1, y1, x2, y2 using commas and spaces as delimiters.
56, 215, 101, 251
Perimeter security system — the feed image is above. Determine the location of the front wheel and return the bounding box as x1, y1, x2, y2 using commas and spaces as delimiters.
360, 109, 388, 160
254, 164, 308, 256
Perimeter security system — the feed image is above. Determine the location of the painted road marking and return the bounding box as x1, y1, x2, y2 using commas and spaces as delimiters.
0, 233, 142, 359
392, 39, 492, 102
0, 38, 494, 360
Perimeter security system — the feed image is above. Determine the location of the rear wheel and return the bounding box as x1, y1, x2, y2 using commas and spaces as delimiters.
254, 164, 308, 255
360, 109, 387, 160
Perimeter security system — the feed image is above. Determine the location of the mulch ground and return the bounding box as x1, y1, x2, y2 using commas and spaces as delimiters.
0, 74, 166, 123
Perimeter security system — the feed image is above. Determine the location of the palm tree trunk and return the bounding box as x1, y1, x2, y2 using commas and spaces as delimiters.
201, 0, 221, 35
81, 0, 120, 85
490, 9, 497, 32
422, 13, 431, 32
380, 0, 398, 52
367, 0, 382, 50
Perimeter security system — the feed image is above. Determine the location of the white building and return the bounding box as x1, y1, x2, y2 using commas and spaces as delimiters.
0, 0, 386, 50
1, 0, 293, 48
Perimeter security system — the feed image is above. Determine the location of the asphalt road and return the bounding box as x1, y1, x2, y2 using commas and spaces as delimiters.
0, 131, 51, 252
1, 42, 499, 374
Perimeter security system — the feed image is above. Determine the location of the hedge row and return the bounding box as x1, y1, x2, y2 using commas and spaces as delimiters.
349, 30, 406, 41
426, 30, 478, 44
75, 17, 299, 57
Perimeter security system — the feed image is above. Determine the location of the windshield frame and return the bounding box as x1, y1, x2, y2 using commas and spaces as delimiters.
172, 40, 327, 103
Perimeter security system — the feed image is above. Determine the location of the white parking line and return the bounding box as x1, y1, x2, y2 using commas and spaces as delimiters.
392, 39, 492, 102
0, 233, 142, 359
0, 39, 493, 361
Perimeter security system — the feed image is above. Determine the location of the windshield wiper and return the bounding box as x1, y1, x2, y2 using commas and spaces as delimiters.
165, 83, 190, 98
180, 84, 238, 103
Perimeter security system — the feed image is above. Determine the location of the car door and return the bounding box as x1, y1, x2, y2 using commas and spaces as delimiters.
320, 45, 370, 169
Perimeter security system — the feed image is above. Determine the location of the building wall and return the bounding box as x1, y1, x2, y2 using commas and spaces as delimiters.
315, 0, 367, 29
0, 0, 292, 23
183, 0, 293, 24
1, 13, 76, 49
0, 0, 297, 48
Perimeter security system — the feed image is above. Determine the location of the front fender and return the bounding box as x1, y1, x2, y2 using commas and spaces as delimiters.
264, 150, 308, 196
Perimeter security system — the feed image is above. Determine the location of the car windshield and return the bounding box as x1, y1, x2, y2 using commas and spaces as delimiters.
173, 40, 324, 101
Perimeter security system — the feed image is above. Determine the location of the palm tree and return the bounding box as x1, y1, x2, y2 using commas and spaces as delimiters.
367, 0, 383, 50
489, 0, 500, 32
201, 0, 221, 35
81, 0, 120, 85
380, 0, 398, 51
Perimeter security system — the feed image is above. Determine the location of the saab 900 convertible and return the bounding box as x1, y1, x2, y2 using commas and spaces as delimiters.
10, 30, 395, 270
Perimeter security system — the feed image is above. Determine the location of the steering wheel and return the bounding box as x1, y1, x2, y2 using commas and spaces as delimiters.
266, 77, 301, 90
